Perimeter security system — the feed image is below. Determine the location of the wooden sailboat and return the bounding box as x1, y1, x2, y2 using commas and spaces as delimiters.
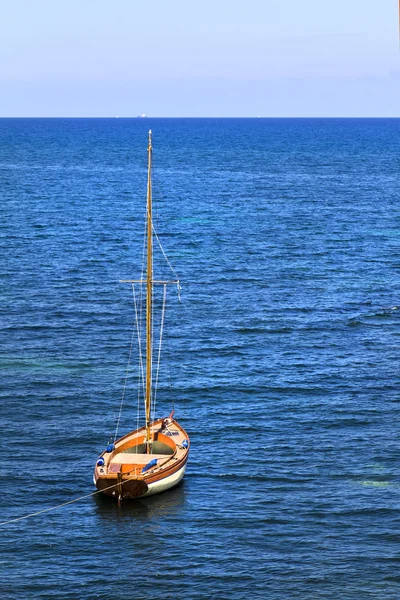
94, 131, 190, 501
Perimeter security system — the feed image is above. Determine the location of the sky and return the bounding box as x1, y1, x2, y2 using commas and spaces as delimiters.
0, 0, 399, 117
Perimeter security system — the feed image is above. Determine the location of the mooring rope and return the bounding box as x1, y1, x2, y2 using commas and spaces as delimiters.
0, 480, 128, 528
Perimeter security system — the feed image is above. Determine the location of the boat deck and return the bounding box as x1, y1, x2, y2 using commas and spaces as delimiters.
112, 453, 169, 464
94, 416, 190, 497
97, 418, 189, 478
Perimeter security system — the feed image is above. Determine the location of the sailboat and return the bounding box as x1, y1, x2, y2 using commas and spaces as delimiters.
94, 131, 190, 501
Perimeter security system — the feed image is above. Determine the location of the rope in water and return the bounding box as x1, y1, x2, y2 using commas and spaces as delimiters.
0, 480, 126, 528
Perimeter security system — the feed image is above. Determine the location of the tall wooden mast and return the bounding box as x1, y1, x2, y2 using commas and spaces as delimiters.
145, 130, 153, 448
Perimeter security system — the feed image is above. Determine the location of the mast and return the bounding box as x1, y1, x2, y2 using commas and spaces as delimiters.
145, 130, 153, 449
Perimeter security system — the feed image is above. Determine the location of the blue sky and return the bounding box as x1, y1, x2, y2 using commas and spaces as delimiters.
0, 0, 398, 116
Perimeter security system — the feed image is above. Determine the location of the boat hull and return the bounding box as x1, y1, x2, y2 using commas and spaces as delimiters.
94, 417, 189, 501
143, 462, 186, 497
95, 475, 149, 499
94, 459, 188, 500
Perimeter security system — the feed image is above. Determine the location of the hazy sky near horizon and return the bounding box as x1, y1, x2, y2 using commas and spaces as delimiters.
0, 0, 398, 116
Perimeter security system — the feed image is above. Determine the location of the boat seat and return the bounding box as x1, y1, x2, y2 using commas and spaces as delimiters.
111, 452, 169, 465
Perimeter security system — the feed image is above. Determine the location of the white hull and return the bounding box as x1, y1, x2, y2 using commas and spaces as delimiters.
143, 463, 187, 497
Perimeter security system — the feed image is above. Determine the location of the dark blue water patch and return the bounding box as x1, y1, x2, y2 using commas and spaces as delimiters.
0, 119, 400, 599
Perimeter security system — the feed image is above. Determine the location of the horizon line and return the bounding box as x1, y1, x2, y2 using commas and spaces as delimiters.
1, 115, 400, 119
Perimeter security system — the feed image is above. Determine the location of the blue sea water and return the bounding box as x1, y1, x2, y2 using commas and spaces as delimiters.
0, 118, 399, 599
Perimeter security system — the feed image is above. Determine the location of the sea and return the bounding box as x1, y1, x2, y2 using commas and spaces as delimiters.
0, 118, 399, 599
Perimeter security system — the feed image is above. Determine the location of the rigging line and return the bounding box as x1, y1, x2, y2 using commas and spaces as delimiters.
149, 264, 154, 453
132, 284, 145, 399
0, 479, 134, 528
137, 211, 147, 429
138, 212, 147, 373
163, 321, 176, 412
136, 209, 147, 353
136, 334, 141, 439
139, 208, 147, 300
153, 284, 167, 422
152, 222, 181, 289
133, 284, 144, 439
114, 320, 136, 443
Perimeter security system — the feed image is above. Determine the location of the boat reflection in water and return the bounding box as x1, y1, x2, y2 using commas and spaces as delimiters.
93, 479, 187, 521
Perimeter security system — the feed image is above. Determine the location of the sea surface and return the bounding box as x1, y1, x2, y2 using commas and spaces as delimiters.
0, 118, 399, 599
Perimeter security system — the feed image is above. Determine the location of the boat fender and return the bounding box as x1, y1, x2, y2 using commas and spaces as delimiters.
142, 458, 158, 473
181, 439, 188, 449
106, 443, 115, 453
97, 457, 105, 467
